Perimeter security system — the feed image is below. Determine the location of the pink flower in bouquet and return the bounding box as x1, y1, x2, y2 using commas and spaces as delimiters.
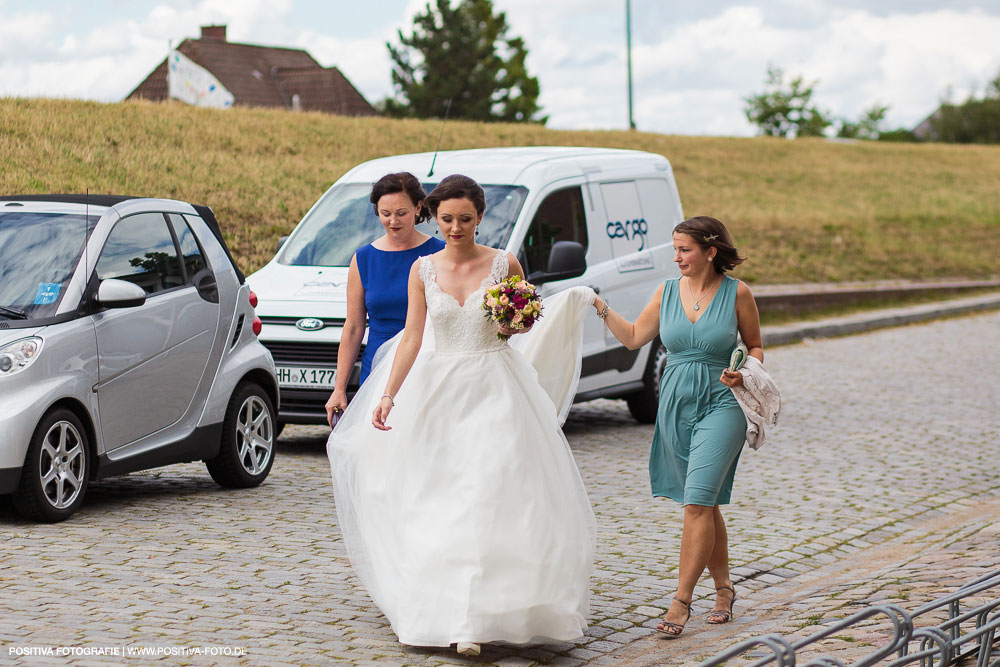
481, 275, 544, 341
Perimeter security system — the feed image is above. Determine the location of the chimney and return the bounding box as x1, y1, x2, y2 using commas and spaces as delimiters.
201, 25, 227, 41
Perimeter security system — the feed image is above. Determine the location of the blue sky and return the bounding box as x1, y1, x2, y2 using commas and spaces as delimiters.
2, 0, 1000, 136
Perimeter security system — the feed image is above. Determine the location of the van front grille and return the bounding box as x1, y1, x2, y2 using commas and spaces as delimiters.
261, 341, 365, 365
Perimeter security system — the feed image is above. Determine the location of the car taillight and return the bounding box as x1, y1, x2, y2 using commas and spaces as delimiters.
252, 316, 262, 336
248, 290, 258, 308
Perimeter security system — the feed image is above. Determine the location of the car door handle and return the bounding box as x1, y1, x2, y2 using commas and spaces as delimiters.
193, 270, 220, 304
588, 285, 600, 294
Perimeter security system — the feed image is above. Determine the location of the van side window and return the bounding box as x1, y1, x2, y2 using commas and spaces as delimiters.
522, 186, 588, 276
96, 213, 184, 295
167, 213, 209, 282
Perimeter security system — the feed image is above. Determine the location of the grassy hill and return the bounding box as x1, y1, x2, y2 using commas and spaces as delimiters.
2, 97, 998, 285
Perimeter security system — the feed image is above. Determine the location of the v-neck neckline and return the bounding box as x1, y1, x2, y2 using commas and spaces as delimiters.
677, 275, 724, 325
429, 252, 500, 308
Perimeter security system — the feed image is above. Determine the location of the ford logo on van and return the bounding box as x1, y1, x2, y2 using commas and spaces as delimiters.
295, 318, 324, 331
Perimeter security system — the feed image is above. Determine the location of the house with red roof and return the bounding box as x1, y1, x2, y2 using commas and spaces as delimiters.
127, 25, 377, 116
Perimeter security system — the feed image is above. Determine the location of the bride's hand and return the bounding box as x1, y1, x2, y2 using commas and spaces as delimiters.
372, 396, 393, 430
499, 322, 532, 336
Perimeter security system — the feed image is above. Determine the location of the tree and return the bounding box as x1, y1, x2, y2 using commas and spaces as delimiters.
744, 65, 831, 138
837, 102, 890, 140
929, 68, 1000, 144
382, 0, 544, 123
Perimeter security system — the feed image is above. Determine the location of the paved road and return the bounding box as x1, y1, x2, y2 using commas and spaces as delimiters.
1, 311, 998, 666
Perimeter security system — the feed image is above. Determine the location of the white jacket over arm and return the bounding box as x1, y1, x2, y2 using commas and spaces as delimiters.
730, 356, 781, 450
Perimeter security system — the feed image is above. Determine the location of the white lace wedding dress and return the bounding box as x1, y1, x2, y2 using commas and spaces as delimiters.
327, 250, 596, 647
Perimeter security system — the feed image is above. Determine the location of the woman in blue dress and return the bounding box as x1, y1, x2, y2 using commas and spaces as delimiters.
590, 216, 763, 638
325, 172, 445, 425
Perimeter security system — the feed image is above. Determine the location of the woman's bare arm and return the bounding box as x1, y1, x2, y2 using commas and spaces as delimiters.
372, 261, 427, 430
720, 280, 764, 388
592, 287, 663, 350
735, 281, 763, 363
325, 255, 366, 424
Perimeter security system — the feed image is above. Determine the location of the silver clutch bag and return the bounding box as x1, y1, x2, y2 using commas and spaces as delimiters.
729, 343, 748, 373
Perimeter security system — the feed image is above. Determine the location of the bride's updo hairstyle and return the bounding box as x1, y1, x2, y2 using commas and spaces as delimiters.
370, 172, 431, 224
424, 174, 486, 217
673, 216, 746, 274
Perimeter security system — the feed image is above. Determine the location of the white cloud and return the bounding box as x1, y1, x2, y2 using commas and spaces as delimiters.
1, 0, 998, 136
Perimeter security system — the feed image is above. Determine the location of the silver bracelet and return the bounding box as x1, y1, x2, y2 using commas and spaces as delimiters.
381, 393, 394, 406
597, 302, 610, 320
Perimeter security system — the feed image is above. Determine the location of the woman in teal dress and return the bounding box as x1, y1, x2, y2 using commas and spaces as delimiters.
591, 216, 763, 638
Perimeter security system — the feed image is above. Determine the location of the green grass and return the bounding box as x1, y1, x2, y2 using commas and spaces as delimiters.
758, 289, 1000, 325
2, 97, 999, 284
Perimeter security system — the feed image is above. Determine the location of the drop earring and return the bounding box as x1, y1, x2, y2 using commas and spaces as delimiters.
475, 226, 480, 238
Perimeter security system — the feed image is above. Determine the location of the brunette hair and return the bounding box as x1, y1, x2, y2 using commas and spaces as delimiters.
673, 216, 746, 273
424, 174, 486, 217
369, 172, 430, 224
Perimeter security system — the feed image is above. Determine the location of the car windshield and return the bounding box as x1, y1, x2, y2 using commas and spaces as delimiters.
0, 211, 97, 320
278, 183, 528, 267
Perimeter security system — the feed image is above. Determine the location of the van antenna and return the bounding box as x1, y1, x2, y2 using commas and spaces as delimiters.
427, 98, 452, 178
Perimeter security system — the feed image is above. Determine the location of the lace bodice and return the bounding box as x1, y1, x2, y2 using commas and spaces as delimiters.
419, 250, 509, 355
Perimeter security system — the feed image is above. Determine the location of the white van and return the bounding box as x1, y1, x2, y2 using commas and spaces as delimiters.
247, 147, 683, 428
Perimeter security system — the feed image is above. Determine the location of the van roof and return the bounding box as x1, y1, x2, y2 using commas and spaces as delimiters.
340, 146, 668, 184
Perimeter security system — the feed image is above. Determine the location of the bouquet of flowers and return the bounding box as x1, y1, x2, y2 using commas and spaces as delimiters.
481, 275, 543, 340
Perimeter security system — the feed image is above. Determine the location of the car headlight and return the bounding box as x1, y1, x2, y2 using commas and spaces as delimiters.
0, 337, 43, 377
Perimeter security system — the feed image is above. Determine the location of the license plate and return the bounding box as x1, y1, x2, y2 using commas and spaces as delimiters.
275, 366, 336, 390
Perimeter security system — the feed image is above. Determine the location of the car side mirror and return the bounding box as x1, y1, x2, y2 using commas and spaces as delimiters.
97, 279, 147, 309
277, 235, 289, 252
526, 241, 587, 285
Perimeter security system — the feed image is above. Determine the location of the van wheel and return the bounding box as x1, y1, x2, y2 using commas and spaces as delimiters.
626, 343, 668, 424
12, 409, 90, 522
207, 382, 276, 488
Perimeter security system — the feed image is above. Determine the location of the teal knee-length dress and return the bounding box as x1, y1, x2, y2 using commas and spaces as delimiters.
650, 275, 747, 506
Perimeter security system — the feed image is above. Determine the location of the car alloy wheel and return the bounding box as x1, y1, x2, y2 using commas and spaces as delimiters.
236, 394, 273, 476
207, 382, 276, 488
13, 408, 91, 522
39, 419, 87, 508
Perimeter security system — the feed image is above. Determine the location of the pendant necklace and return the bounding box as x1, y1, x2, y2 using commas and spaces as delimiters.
689, 276, 717, 311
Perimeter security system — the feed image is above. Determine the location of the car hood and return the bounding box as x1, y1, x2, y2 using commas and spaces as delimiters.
0, 325, 46, 347
247, 262, 350, 318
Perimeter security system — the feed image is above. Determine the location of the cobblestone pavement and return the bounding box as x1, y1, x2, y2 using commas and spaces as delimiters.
1, 311, 998, 666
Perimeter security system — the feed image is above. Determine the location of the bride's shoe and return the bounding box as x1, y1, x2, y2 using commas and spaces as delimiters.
456, 642, 481, 656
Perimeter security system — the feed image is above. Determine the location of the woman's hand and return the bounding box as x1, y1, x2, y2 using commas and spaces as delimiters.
325, 390, 348, 427
372, 396, 394, 431
498, 322, 533, 336
719, 369, 744, 388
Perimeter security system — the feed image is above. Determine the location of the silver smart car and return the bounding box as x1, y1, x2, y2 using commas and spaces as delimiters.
0, 195, 279, 522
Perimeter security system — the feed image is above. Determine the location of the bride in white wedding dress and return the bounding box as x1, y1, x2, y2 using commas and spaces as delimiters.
327, 175, 596, 656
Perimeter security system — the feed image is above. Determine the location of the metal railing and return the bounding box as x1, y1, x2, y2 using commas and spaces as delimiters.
697, 570, 1000, 667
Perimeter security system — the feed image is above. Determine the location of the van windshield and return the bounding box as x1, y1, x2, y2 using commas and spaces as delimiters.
278, 183, 528, 267
0, 211, 97, 321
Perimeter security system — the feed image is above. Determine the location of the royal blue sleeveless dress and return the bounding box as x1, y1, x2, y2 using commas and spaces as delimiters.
355, 236, 445, 382
650, 275, 747, 506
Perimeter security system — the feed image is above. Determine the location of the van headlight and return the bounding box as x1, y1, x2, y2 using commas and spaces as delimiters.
0, 337, 43, 377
